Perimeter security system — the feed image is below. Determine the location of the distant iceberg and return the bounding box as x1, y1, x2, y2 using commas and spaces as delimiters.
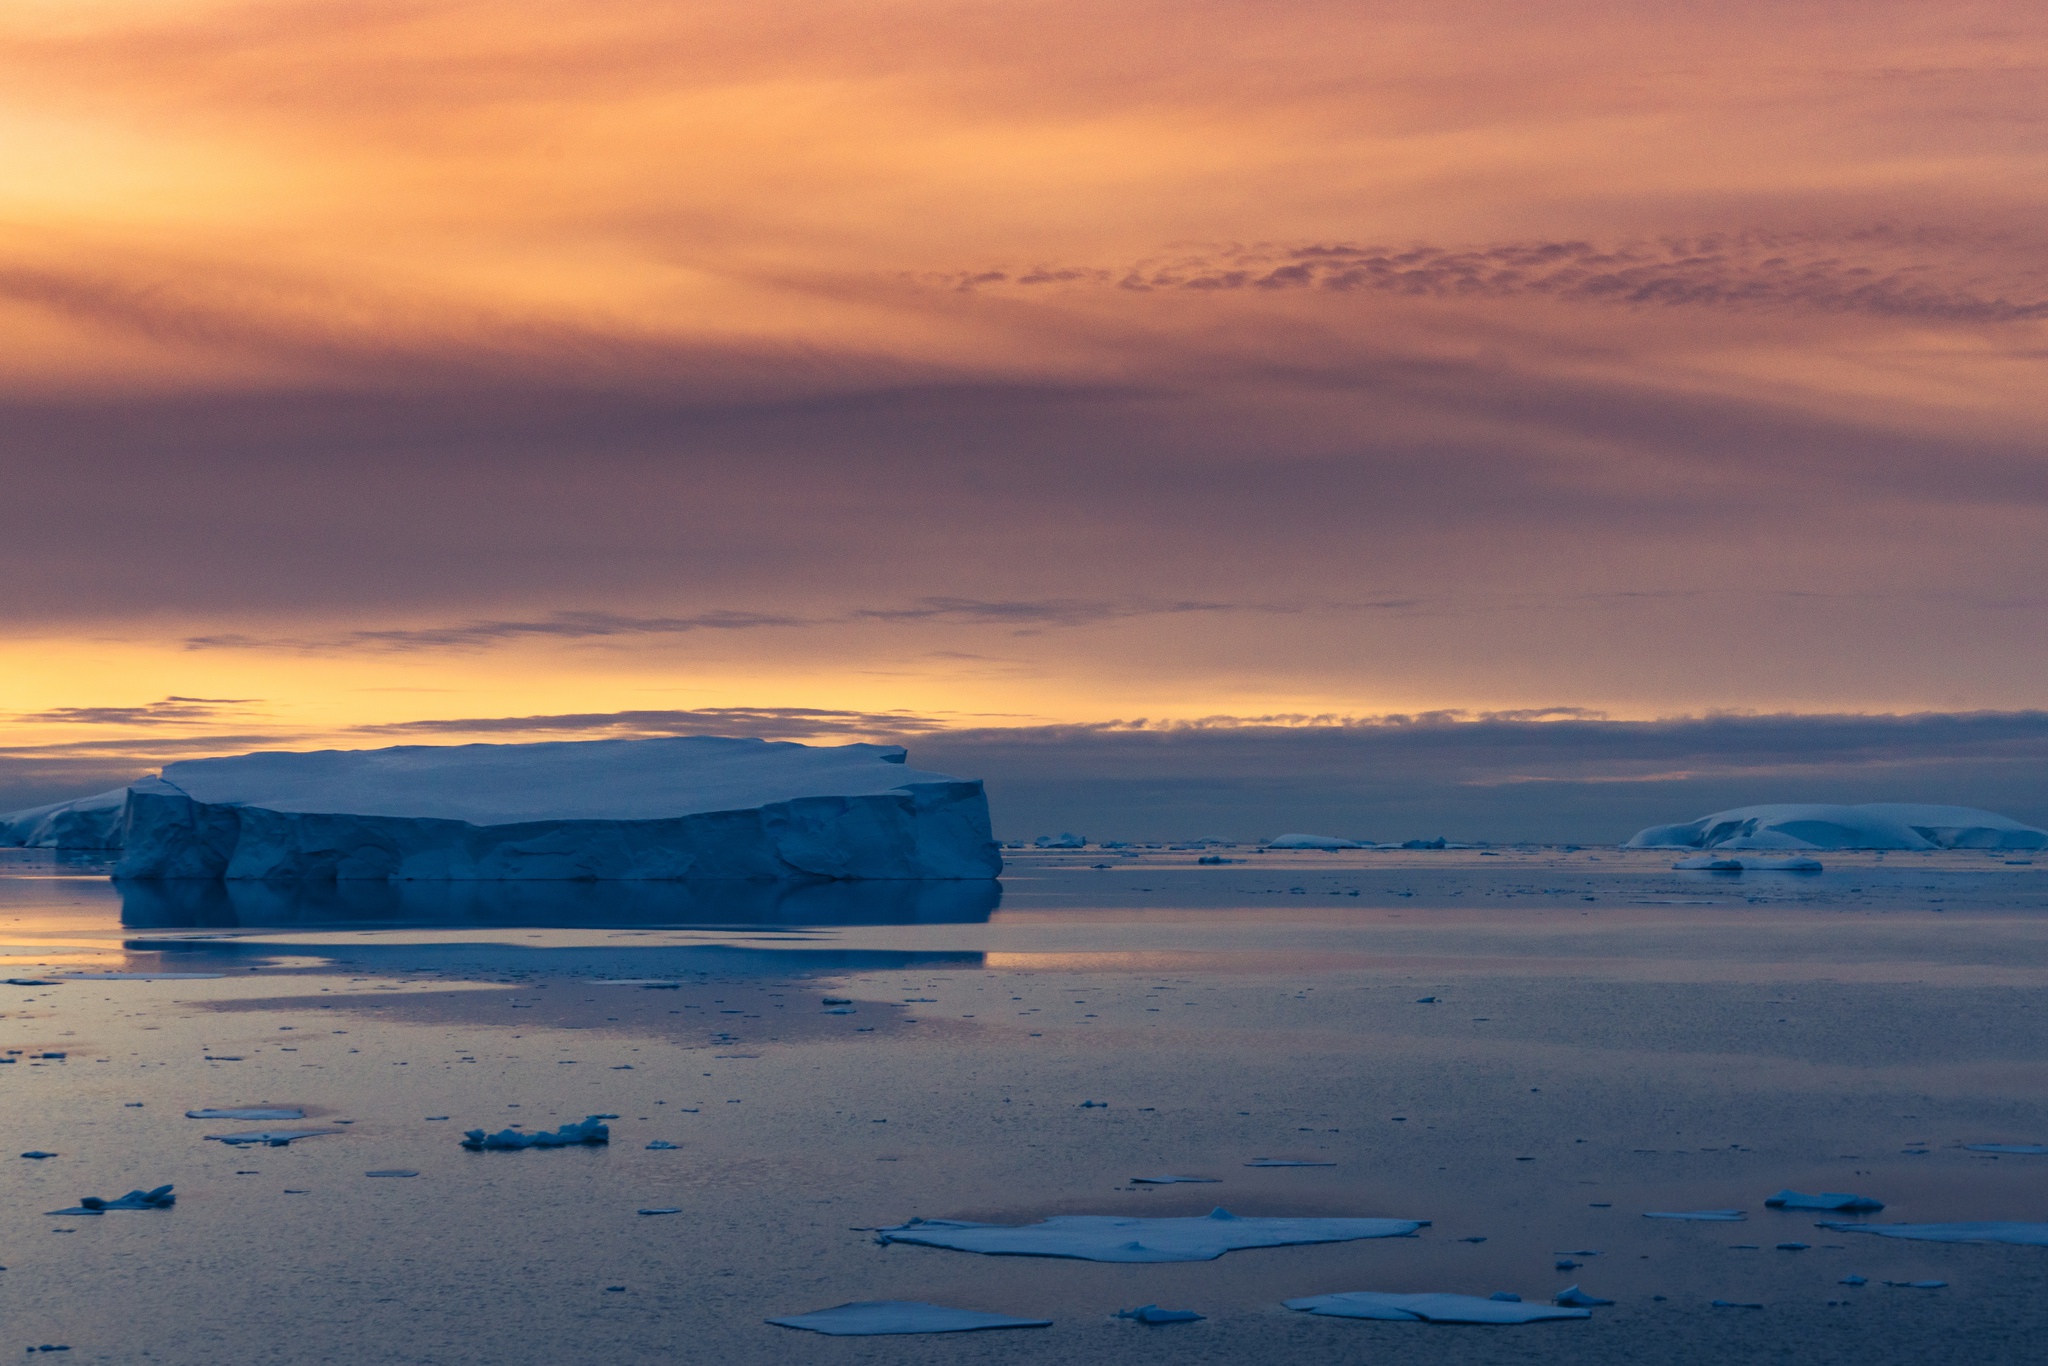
1266, 833, 1366, 849
1627, 803, 2045, 852
0, 788, 127, 849
95, 736, 999, 882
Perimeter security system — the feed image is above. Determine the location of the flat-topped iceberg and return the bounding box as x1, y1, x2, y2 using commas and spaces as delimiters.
0, 788, 127, 849
109, 737, 1000, 882
1628, 803, 2045, 852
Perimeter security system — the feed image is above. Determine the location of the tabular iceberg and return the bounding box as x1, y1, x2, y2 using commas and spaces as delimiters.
107, 736, 1001, 882
1627, 803, 2045, 852
0, 788, 128, 849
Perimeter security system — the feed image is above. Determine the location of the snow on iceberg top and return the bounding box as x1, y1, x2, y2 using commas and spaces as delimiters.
1627, 802, 2046, 852
137, 737, 974, 826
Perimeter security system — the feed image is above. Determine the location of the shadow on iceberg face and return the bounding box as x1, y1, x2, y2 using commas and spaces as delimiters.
115, 876, 1002, 930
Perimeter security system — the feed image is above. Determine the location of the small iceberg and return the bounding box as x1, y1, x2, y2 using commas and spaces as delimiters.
645, 1140, 678, 1150
460, 1116, 609, 1150
1630, 803, 2045, 852
187, 1108, 305, 1121
876, 1208, 1425, 1263
1266, 834, 1364, 849
47, 1185, 174, 1214
1130, 1175, 1219, 1185
1965, 1143, 2048, 1155
1116, 1305, 1203, 1324
1285, 1292, 1588, 1324
1765, 1190, 1882, 1212
1818, 1221, 2048, 1246
206, 1129, 337, 1147
1554, 1286, 1613, 1307
767, 1302, 1051, 1335
1644, 1210, 1746, 1221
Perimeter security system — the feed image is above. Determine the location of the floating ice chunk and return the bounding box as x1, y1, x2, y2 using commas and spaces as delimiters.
47, 1185, 174, 1214
638, 1208, 682, 1216
1672, 855, 1822, 872
1130, 1175, 1219, 1184
1265, 834, 1364, 849
1034, 833, 1086, 849
1776, 1242, 1811, 1251
1839, 1275, 1868, 1286
768, 1302, 1051, 1335
1116, 1305, 1203, 1324
1630, 803, 2045, 852
877, 1208, 1425, 1262
206, 1129, 337, 1147
5, 979, 60, 986
460, 1115, 610, 1150
1711, 1300, 1763, 1309
1285, 1292, 1588, 1324
1886, 1280, 1947, 1289
187, 1108, 305, 1121
21, 1151, 58, 1159
1965, 1143, 2048, 1155
1817, 1221, 2048, 1246
1078, 1100, 1107, 1108
1553, 1286, 1613, 1307
1644, 1210, 1746, 1221
645, 1141, 679, 1150
1245, 1159, 1335, 1167
365, 1170, 418, 1178
1766, 1190, 1884, 1212
113, 736, 1001, 881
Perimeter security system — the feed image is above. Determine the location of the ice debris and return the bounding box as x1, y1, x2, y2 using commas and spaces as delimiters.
768, 1302, 1051, 1335
1818, 1221, 2048, 1246
1886, 1280, 1947, 1289
47, 1186, 174, 1214
1130, 1175, 1219, 1184
1965, 1143, 2048, 1155
1840, 1275, 1868, 1286
365, 1170, 418, 1178
461, 1116, 609, 1150
876, 1208, 1425, 1262
1285, 1292, 1588, 1324
1766, 1190, 1883, 1212
187, 1108, 305, 1121
645, 1141, 679, 1150
638, 1208, 682, 1216
1643, 1210, 1746, 1221
206, 1129, 337, 1147
1116, 1305, 1203, 1324
1266, 834, 1365, 849
1553, 1286, 1613, 1307
1630, 803, 2045, 852
1711, 1300, 1764, 1310
21, 1152, 58, 1160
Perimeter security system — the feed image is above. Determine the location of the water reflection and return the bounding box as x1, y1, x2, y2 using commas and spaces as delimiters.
117, 876, 1001, 930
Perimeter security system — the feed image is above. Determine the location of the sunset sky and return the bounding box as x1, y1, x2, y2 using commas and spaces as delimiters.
3, 1, 2044, 836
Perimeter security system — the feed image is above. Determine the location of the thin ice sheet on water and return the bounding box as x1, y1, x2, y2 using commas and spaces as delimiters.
877, 1207, 1425, 1263
1644, 1210, 1746, 1221
767, 1302, 1051, 1336
47, 1185, 174, 1215
1285, 1292, 1588, 1325
1965, 1143, 2048, 1155
1818, 1221, 2048, 1247
205, 1129, 338, 1146
187, 1108, 306, 1121
1766, 1189, 1883, 1212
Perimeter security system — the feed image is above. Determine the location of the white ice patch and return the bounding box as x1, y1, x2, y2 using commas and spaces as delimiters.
1629, 803, 2045, 852
876, 1208, 1424, 1262
1285, 1292, 1589, 1324
768, 1302, 1051, 1335
112, 736, 1000, 882
1818, 1221, 2048, 1246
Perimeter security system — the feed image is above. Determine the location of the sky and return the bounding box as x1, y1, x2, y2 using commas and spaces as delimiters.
2, 1, 2045, 838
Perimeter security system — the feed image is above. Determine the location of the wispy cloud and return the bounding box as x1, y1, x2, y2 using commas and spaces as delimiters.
349, 705, 949, 740
11, 696, 259, 727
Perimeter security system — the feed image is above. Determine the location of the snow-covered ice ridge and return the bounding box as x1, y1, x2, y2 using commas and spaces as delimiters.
1627, 803, 2045, 852
91, 737, 1000, 882
0, 787, 127, 849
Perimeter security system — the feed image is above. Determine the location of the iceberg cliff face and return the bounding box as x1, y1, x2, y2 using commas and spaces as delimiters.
0, 788, 129, 849
111, 737, 1002, 882
1627, 802, 2046, 852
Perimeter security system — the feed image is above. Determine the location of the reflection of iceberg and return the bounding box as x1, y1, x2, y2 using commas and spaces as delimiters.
1628, 803, 2045, 851
118, 875, 1001, 929
111, 736, 1000, 881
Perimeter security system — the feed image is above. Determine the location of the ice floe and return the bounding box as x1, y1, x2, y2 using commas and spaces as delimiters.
21, 1151, 58, 1159
111, 736, 1000, 882
1886, 1280, 1947, 1289
206, 1129, 338, 1147
1265, 834, 1365, 849
1130, 1175, 1219, 1184
1965, 1143, 2048, 1155
1644, 1210, 1746, 1221
1553, 1286, 1613, 1307
1285, 1292, 1589, 1324
1818, 1221, 2048, 1246
461, 1116, 609, 1150
1116, 1305, 1203, 1324
47, 1186, 174, 1214
187, 1108, 306, 1121
876, 1208, 1425, 1262
1629, 803, 2046, 852
768, 1302, 1051, 1335
1765, 1189, 1882, 1212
